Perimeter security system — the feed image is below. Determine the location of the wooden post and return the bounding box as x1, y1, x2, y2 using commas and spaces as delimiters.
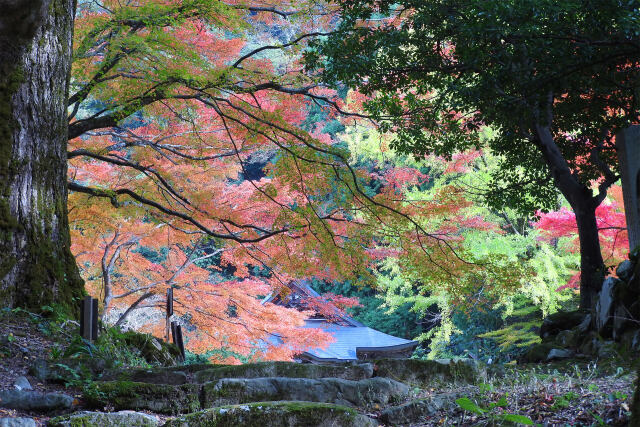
171, 321, 185, 362
170, 321, 185, 361
80, 296, 92, 340
80, 296, 98, 341
165, 287, 173, 342
171, 321, 178, 345
176, 325, 185, 361
91, 298, 99, 341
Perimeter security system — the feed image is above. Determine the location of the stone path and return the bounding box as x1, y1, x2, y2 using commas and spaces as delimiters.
1, 359, 482, 426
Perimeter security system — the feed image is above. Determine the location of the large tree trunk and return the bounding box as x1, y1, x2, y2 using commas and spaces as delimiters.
0, 0, 84, 313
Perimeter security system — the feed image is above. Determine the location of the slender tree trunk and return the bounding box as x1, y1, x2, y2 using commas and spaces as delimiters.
0, 0, 84, 313
534, 124, 605, 310
573, 200, 605, 309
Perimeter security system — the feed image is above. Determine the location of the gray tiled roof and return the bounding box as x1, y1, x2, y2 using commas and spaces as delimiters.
263, 280, 418, 361
301, 319, 418, 361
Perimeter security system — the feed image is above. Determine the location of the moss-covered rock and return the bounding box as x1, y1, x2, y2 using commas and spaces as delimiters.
379, 394, 458, 425
201, 377, 409, 409
84, 381, 200, 415
29, 357, 106, 384
166, 364, 220, 374
163, 401, 377, 427
194, 361, 373, 383
519, 342, 560, 363
121, 331, 181, 366
48, 410, 159, 426
100, 368, 188, 385
372, 358, 480, 386
539, 310, 589, 339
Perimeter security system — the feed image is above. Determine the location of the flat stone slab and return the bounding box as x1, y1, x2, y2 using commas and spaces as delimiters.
164, 401, 377, 427
202, 376, 408, 409
373, 358, 480, 386
195, 362, 374, 383
0, 418, 36, 427
49, 411, 159, 426
100, 368, 188, 385
84, 382, 200, 415
0, 390, 73, 412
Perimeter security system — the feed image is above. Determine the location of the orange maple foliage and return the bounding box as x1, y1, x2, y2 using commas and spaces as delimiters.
67, 0, 494, 362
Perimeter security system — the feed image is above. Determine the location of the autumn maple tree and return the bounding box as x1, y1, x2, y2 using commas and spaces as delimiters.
65, 0, 492, 360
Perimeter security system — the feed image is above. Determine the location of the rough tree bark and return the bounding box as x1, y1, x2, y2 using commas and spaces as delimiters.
534, 124, 605, 310
573, 201, 605, 310
0, 0, 84, 312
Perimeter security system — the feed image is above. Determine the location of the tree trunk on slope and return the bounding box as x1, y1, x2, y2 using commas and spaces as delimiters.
534, 125, 605, 311
573, 200, 605, 310
0, 0, 84, 313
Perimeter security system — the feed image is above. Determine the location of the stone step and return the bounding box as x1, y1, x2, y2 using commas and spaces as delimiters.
194, 361, 374, 383
95, 361, 374, 386
100, 368, 189, 385
202, 377, 409, 409
49, 411, 159, 427
85, 376, 409, 414
84, 382, 200, 415
163, 401, 378, 427
373, 358, 482, 386
0, 390, 73, 412
0, 418, 36, 427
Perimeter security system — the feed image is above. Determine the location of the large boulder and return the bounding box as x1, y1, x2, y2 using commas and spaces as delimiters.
194, 362, 373, 383
202, 377, 409, 409
616, 260, 634, 281
84, 381, 200, 414
519, 342, 564, 363
379, 394, 458, 425
539, 310, 589, 340
595, 277, 622, 337
49, 411, 159, 427
621, 329, 640, 353
164, 401, 377, 427
373, 358, 480, 386
0, 390, 73, 412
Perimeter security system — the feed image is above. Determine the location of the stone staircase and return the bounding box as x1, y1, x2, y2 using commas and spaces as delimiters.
39, 359, 480, 426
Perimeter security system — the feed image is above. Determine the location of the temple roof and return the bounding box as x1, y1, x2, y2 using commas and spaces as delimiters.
300, 319, 418, 362
263, 281, 419, 361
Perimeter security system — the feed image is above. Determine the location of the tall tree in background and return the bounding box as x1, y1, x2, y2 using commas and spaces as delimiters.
307, 0, 640, 309
0, 0, 84, 311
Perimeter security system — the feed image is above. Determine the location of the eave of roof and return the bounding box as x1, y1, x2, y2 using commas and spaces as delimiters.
301, 320, 419, 361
